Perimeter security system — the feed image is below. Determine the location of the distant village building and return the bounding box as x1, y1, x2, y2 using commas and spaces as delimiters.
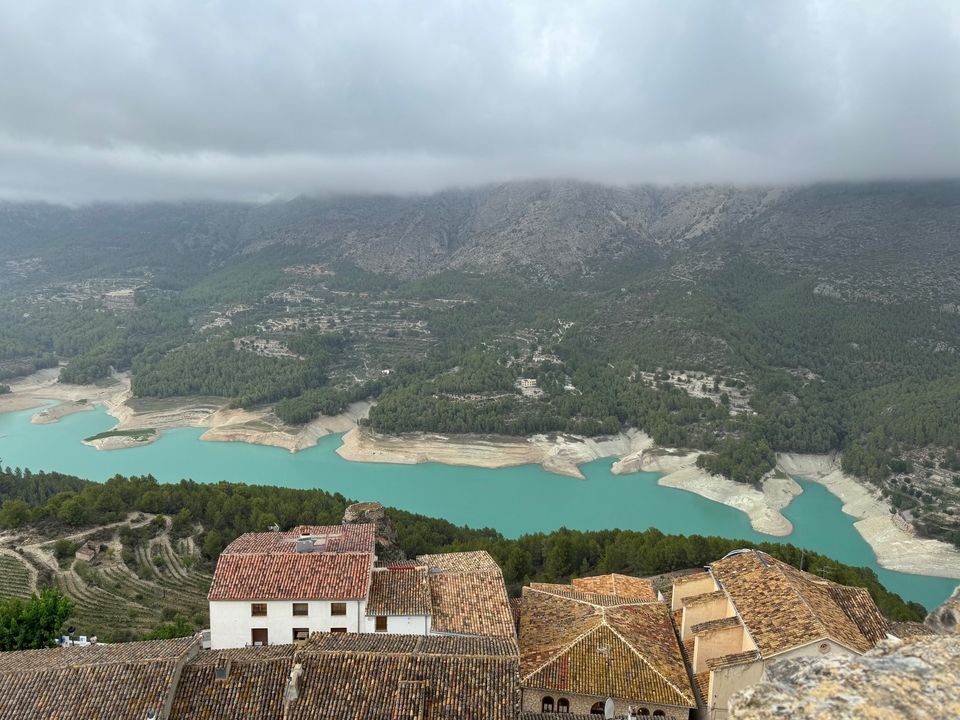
670, 549, 890, 720
518, 574, 698, 719
207, 525, 514, 649
102, 288, 136, 311
74, 540, 106, 562
516, 378, 543, 398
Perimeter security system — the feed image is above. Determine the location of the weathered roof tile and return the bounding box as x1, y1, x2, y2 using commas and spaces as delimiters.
366, 567, 431, 617
519, 583, 696, 709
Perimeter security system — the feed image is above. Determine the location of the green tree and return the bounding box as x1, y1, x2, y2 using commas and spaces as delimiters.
203, 530, 224, 559
0, 588, 74, 650
0, 499, 31, 528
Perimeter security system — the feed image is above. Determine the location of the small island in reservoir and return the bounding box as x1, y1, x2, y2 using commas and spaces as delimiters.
82, 428, 158, 450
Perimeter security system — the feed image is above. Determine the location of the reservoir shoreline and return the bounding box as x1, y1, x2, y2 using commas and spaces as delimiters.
2, 368, 958, 582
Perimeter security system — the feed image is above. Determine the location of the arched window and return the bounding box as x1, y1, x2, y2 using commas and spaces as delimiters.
639, 710, 650, 717
541, 696, 554, 713
652, 712, 666, 717
590, 702, 605, 715
557, 698, 570, 713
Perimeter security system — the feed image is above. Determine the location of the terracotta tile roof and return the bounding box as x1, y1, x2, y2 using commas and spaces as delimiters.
889, 621, 936, 638
827, 584, 890, 644
691, 616, 741, 635
0, 637, 198, 720
416, 550, 502, 574
414, 551, 515, 638
571, 574, 658, 602
670, 611, 706, 706
529, 583, 652, 607
208, 552, 372, 600
222, 523, 376, 555
673, 571, 712, 585
519, 586, 696, 709
510, 597, 524, 636
708, 550, 886, 657
286, 632, 519, 720
392, 679, 429, 719
694, 671, 710, 702
681, 590, 726, 607
428, 572, 516, 637
301, 632, 518, 657
170, 646, 293, 720
704, 650, 760, 670
366, 567, 431, 616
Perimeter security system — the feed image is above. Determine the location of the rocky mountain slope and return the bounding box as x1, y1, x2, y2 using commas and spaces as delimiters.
3, 180, 958, 299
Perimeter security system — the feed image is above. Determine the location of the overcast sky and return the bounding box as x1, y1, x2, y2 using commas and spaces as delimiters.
1, 0, 959, 203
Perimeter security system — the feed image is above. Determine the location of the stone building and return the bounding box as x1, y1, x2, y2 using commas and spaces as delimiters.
518, 574, 698, 718
670, 549, 890, 720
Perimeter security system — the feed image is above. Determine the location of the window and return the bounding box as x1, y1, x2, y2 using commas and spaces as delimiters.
557, 698, 570, 713
590, 702, 605, 715
251, 628, 268, 646
330, 627, 347, 633
541, 697, 554, 713
638, 710, 650, 717
292, 603, 309, 616
375, 616, 388, 632
251, 603, 267, 617
331, 602, 347, 616
292, 628, 309, 642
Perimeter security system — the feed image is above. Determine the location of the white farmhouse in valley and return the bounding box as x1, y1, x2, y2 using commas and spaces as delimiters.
207, 524, 514, 649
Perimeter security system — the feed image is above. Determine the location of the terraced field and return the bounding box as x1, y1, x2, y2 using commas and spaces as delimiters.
4, 516, 213, 641
0, 553, 33, 599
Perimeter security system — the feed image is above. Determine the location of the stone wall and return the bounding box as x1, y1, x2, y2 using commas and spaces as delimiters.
521, 687, 689, 718
728, 636, 960, 720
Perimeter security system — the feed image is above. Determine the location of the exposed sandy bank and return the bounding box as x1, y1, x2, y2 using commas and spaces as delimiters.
612, 448, 800, 536
199, 401, 372, 452
335, 426, 654, 479
778, 453, 960, 579
31, 400, 95, 424
0, 367, 123, 416
0, 367, 374, 454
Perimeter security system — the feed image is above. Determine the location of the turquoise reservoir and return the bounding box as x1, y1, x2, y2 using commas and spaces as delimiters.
0, 405, 955, 609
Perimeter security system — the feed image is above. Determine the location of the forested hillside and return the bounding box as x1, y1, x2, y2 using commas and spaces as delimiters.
0, 465, 927, 643
0, 180, 958, 548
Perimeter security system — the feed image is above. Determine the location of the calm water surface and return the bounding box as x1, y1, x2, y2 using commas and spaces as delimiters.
0, 405, 955, 609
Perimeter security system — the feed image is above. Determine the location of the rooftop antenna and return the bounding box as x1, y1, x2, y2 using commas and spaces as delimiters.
269, 522, 280, 533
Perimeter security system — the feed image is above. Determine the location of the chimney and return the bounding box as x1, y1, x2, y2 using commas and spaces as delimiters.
295, 535, 314, 553
284, 663, 304, 703
214, 655, 232, 681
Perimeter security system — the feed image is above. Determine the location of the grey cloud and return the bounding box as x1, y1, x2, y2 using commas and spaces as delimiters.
0, 0, 958, 202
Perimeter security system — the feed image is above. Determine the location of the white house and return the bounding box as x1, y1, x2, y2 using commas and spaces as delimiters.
207, 525, 516, 649
208, 524, 376, 649
362, 566, 432, 634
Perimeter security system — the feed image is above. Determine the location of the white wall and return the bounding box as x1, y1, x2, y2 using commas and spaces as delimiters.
210, 599, 366, 649
362, 614, 431, 634
708, 639, 858, 719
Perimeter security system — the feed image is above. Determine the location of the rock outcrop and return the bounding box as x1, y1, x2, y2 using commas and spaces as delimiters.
342, 501, 405, 564
926, 585, 960, 634
729, 636, 960, 720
